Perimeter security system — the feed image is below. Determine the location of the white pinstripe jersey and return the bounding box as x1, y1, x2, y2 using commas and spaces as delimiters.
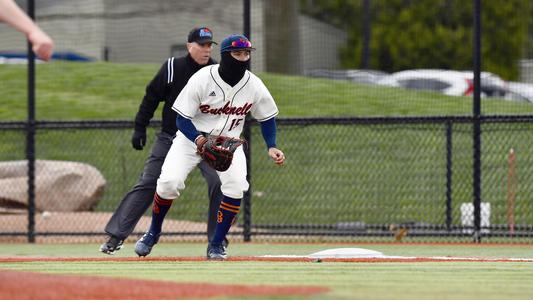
172, 64, 278, 138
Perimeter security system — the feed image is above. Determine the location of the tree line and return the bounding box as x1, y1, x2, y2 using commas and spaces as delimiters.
300, 0, 531, 80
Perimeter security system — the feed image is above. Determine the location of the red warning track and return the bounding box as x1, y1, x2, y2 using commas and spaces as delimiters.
1, 256, 532, 263
0, 269, 329, 300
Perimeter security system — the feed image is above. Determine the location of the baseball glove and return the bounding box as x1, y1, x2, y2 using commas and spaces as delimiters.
198, 135, 246, 172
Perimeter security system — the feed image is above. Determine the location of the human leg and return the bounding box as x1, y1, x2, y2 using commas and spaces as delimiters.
206, 195, 241, 260
133, 193, 170, 257
135, 132, 201, 256
207, 148, 248, 260
100, 133, 172, 255
197, 161, 224, 243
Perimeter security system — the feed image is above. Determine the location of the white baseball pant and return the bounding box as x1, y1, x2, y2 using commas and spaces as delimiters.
156, 131, 249, 200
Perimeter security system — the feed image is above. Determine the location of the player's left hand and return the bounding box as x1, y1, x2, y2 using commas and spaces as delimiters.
268, 148, 285, 166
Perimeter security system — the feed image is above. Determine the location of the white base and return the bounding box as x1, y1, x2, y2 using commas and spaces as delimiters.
309, 248, 384, 259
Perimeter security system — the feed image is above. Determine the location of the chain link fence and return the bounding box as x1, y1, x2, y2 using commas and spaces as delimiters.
249, 117, 533, 243
1, 117, 532, 243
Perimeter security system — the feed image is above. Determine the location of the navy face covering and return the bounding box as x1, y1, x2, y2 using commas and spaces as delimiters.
218, 52, 249, 87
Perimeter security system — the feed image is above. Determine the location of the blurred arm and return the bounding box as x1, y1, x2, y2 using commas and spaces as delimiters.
0, 0, 54, 60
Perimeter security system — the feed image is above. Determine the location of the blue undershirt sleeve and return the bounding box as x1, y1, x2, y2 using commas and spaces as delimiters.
260, 117, 277, 149
176, 115, 200, 143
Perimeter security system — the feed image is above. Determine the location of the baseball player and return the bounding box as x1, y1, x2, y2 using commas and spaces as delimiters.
135, 34, 285, 260
100, 27, 227, 255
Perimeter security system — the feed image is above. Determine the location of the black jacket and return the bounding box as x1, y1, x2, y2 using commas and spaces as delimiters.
134, 54, 216, 135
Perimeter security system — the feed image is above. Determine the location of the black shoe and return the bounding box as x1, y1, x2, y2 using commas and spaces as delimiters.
99, 235, 124, 255
207, 243, 227, 260
134, 232, 160, 257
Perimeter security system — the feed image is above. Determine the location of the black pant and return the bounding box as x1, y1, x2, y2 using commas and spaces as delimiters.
104, 132, 223, 240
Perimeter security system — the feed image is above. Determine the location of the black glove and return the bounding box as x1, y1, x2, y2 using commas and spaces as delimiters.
131, 130, 147, 150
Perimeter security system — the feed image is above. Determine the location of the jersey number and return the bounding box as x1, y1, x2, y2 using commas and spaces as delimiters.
229, 118, 243, 131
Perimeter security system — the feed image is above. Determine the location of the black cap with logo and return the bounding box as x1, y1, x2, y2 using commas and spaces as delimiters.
188, 27, 217, 45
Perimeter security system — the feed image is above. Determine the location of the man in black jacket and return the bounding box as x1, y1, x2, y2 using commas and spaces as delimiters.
100, 27, 224, 255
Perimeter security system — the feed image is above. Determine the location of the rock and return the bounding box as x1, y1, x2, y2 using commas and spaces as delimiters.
0, 160, 106, 212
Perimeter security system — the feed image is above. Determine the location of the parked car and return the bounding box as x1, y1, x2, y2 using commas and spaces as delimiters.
377, 69, 470, 96
377, 69, 509, 98
306, 69, 389, 85
471, 71, 508, 98
505, 81, 533, 103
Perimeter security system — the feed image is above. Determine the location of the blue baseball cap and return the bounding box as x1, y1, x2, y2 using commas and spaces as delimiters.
188, 27, 217, 45
220, 34, 256, 53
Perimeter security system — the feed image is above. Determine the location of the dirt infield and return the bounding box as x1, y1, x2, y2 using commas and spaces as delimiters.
0, 212, 214, 243
0, 269, 329, 300
2, 212, 532, 245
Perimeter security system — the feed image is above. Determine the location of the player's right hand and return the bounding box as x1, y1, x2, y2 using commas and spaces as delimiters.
28, 28, 54, 61
195, 135, 208, 154
131, 130, 147, 150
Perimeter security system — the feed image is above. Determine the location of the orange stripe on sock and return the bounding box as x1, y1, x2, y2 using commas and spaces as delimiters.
221, 201, 240, 209
220, 204, 239, 214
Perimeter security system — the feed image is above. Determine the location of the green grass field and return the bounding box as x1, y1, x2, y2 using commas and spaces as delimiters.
1, 243, 533, 300
2, 61, 533, 120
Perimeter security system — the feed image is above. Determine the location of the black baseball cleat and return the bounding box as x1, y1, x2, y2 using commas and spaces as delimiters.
207, 243, 227, 260
99, 235, 124, 255
134, 231, 160, 257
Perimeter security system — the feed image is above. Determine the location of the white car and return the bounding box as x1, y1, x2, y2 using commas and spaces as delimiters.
377, 69, 509, 98
505, 81, 533, 103
306, 69, 389, 85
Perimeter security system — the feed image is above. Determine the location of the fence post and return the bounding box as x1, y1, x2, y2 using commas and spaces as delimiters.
26, 0, 36, 243
242, 0, 252, 242
446, 121, 453, 231
472, 0, 482, 243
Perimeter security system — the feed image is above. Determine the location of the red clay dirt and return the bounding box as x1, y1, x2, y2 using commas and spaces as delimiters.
0, 269, 329, 300
2, 255, 532, 300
